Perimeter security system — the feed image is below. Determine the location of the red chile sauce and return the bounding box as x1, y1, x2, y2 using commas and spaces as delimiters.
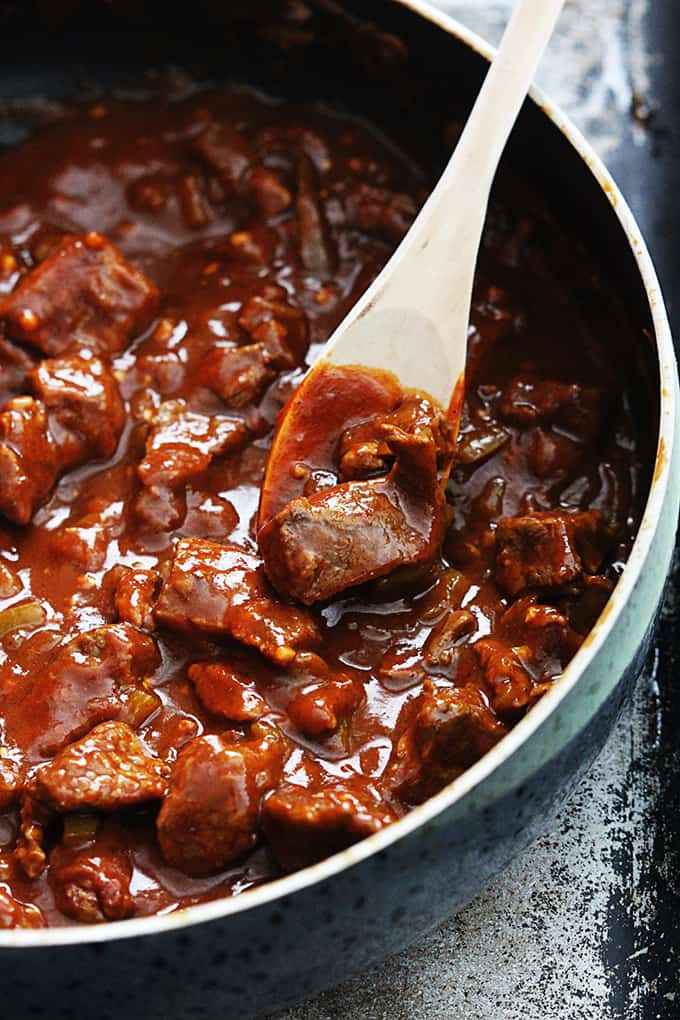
0, 83, 645, 927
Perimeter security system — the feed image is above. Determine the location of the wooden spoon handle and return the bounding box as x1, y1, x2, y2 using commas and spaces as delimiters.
323, 0, 566, 408
378, 0, 568, 351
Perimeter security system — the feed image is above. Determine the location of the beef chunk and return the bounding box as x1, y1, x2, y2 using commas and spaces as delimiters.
0, 560, 21, 598
238, 286, 309, 365
137, 401, 248, 488
157, 725, 285, 876
14, 792, 50, 878
495, 510, 610, 597
188, 662, 266, 722
248, 167, 292, 216
192, 121, 255, 194
0, 744, 24, 810
49, 845, 133, 924
339, 393, 452, 482
0, 397, 57, 525
114, 567, 161, 630
386, 681, 507, 805
6, 623, 160, 760
135, 400, 248, 531
28, 353, 125, 462
51, 510, 116, 572
198, 343, 276, 408
500, 595, 582, 677
260, 430, 444, 606
287, 674, 363, 738
197, 288, 308, 410
345, 182, 417, 241
263, 782, 396, 872
260, 485, 427, 605
33, 722, 169, 812
176, 173, 214, 229
261, 389, 451, 605
220, 225, 278, 266
423, 609, 477, 668
155, 537, 320, 664
0, 233, 158, 356
473, 639, 534, 718
0, 354, 125, 525
0, 333, 36, 403
498, 376, 604, 442
0, 885, 44, 929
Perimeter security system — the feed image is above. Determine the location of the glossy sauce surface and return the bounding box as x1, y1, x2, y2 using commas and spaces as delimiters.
0, 83, 645, 927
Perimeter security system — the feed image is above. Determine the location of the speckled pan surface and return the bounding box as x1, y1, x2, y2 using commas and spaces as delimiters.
0, 1, 677, 1016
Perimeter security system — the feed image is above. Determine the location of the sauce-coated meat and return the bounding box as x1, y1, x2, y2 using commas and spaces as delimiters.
0, 83, 646, 925
157, 725, 284, 877
0, 233, 158, 356
155, 537, 320, 663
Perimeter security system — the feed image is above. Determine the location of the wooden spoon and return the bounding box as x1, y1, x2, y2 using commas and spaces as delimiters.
260, 0, 565, 524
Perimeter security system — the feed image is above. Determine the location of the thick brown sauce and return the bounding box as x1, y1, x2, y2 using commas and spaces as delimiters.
0, 84, 644, 926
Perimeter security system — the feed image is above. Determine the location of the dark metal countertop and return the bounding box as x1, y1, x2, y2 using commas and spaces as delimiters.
273, 3, 680, 1017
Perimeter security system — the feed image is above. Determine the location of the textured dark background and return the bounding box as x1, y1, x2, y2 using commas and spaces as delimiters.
272, 3, 680, 1018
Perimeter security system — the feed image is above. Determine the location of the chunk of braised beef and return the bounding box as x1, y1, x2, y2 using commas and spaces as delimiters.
33, 722, 169, 813
339, 393, 452, 482
137, 401, 248, 489
263, 782, 397, 872
385, 680, 507, 805
187, 662, 266, 722
495, 509, 610, 597
0, 333, 36, 404
561, 574, 615, 636
198, 287, 309, 410
220, 226, 279, 266
198, 344, 276, 408
51, 509, 117, 573
14, 792, 51, 879
192, 121, 255, 194
0, 885, 45, 929
345, 182, 417, 242
498, 376, 604, 442
526, 428, 581, 481
500, 595, 582, 675
423, 609, 477, 668
30, 353, 125, 460
176, 173, 214, 229
134, 401, 248, 531
0, 397, 57, 525
0, 233, 158, 356
0, 560, 21, 598
114, 567, 161, 631
0, 354, 125, 525
261, 480, 443, 607
6, 623, 160, 759
157, 725, 285, 876
261, 422, 445, 605
238, 286, 309, 365
0, 744, 24, 810
287, 673, 363, 738
248, 167, 293, 216
181, 493, 239, 541
48, 844, 134, 924
473, 638, 534, 719
155, 537, 320, 664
